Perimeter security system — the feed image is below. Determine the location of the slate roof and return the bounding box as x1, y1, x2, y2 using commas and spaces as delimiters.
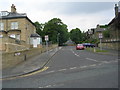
0, 12, 35, 26
30, 33, 40, 37
108, 12, 120, 26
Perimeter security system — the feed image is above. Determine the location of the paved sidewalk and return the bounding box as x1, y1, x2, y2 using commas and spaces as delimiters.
2, 47, 61, 78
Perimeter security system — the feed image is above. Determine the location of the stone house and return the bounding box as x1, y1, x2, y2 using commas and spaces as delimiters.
0, 4, 42, 52
94, 24, 108, 40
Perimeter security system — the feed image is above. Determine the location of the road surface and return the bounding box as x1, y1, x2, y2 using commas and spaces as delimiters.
2, 46, 119, 88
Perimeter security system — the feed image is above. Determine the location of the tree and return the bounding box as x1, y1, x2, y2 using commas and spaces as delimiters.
103, 30, 110, 38
70, 28, 82, 44
43, 18, 69, 45
34, 21, 45, 38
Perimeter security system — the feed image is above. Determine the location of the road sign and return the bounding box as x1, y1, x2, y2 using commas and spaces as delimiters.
45, 35, 49, 41
99, 33, 103, 39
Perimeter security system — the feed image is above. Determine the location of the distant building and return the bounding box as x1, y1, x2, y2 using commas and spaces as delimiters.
94, 24, 108, 39
0, 4, 42, 52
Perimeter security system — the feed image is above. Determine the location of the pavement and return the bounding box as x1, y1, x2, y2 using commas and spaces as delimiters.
1, 46, 118, 79
2, 47, 61, 79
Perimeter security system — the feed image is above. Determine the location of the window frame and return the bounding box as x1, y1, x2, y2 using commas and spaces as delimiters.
0, 22, 4, 30
11, 22, 18, 29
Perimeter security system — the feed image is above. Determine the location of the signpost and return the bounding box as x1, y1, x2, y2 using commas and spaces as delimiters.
99, 33, 103, 50
45, 35, 49, 54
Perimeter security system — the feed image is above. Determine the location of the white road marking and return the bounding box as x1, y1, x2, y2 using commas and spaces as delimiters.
74, 54, 79, 57
58, 69, 67, 71
89, 64, 96, 67
45, 85, 52, 88
71, 49, 80, 57
70, 67, 77, 70
86, 58, 99, 62
39, 87, 43, 88
80, 66, 88, 68
45, 71, 55, 74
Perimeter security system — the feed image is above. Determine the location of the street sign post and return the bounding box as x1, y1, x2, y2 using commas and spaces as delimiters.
99, 33, 103, 50
45, 35, 49, 41
45, 35, 49, 54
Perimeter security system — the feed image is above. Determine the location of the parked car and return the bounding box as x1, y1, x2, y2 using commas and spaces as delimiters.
76, 44, 85, 50
83, 43, 95, 48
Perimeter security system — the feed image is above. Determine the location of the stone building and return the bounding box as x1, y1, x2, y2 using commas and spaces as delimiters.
0, 4, 41, 52
97, 2, 120, 50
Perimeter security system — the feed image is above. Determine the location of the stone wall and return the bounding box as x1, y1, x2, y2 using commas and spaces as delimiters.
0, 37, 29, 52
2, 44, 58, 69
98, 41, 120, 50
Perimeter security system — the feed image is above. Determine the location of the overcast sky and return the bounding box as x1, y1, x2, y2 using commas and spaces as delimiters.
0, 0, 119, 32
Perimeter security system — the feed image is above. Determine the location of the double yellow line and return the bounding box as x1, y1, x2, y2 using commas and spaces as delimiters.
0, 67, 49, 81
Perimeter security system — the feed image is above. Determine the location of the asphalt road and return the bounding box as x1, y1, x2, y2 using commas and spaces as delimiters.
2, 46, 119, 88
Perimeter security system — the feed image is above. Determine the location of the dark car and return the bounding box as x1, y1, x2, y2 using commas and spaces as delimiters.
76, 44, 85, 50
83, 43, 95, 48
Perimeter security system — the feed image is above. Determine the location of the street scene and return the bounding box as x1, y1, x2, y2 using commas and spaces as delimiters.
2, 46, 119, 88
0, 0, 120, 89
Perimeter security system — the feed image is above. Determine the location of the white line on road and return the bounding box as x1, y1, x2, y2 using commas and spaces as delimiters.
86, 58, 99, 62
45, 85, 52, 88
89, 64, 96, 67
74, 54, 79, 57
45, 71, 55, 74
39, 87, 43, 88
80, 66, 88, 68
71, 49, 80, 57
58, 69, 67, 71
70, 67, 77, 70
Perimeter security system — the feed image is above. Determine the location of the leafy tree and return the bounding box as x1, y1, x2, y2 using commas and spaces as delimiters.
43, 18, 69, 45
34, 21, 45, 38
103, 30, 110, 38
70, 28, 82, 44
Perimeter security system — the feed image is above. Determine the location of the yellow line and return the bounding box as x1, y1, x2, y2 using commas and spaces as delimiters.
1, 67, 49, 81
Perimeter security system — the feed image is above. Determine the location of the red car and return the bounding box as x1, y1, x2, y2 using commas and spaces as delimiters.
76, 44, 85, 50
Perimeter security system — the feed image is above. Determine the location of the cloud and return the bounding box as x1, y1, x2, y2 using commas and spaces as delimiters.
0, 0, 116, 32
41, 2, 116, 15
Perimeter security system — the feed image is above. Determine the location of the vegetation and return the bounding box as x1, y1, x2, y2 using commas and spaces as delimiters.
70, 28, 83, 44
34, 18, 69, 45
103, 30, 110, 38
34, 21, 45, 40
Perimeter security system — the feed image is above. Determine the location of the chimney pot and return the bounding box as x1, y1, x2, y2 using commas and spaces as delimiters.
11, 4, 16, 13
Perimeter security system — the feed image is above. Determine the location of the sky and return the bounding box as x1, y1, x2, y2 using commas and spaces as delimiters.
0, 0, 119, 32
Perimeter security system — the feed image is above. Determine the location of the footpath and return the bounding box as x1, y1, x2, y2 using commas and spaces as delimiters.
2, 47, 61, 79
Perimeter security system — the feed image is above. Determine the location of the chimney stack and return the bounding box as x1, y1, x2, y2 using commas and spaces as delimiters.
11, 4, 16, 13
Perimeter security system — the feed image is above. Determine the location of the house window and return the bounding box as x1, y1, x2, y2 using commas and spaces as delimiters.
9, 34, 16, 38
0, 22, 4, 30
0, 34, 3, 38
11, 22, 18, 29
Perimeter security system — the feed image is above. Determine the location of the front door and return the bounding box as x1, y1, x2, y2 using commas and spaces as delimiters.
33, 39, 37, 47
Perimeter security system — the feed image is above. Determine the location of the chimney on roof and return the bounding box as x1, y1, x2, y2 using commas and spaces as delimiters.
11, 4, 17, 13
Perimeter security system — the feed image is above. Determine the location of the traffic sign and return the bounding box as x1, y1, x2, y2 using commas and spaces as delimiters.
45, 35, 49, 41
99, 33, 103, 39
